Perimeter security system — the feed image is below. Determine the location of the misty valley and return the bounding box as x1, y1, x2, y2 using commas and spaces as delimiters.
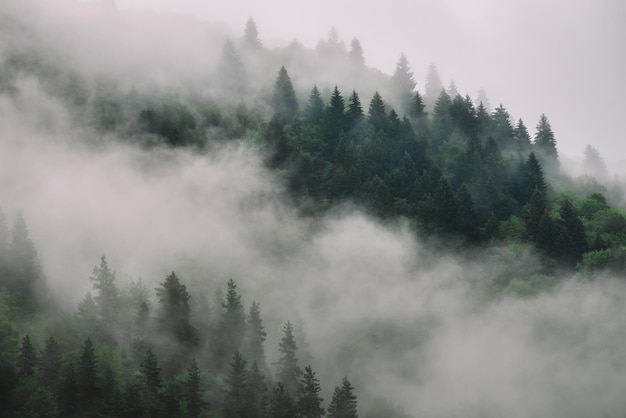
2, 1, 626, 417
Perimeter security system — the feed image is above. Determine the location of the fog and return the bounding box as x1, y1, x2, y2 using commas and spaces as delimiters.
3, 1, 626, 417
97, 0, 626, 171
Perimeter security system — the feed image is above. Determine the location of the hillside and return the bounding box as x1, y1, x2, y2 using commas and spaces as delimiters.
1, 1, 626, 417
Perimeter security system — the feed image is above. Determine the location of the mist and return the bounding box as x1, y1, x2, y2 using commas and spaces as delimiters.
2, 1, 626, 417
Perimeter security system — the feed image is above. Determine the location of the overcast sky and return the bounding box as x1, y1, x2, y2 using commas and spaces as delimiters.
86, 0, 625, 170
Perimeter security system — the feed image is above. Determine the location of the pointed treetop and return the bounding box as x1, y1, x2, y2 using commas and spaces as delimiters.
243, 17, 262, 49
348, 38, 365, 67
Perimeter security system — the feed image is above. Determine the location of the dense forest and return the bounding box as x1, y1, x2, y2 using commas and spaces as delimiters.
1, 1, 626, 417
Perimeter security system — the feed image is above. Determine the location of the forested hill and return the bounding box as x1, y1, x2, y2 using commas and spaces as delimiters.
1, 2, 626, 417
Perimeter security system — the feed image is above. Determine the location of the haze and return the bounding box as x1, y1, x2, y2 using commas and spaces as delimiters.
2, 1, 626, 416
96, 0, 626, 169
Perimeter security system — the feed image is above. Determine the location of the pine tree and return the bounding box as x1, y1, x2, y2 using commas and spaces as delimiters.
243, 17, 262, 49
390, 53, 416, 114
368, 92, 387, 132
155, 272, 197, 347
186, 358, 203, 418
297, 365, 324, 418
244, 300, 267, 370
533, 114, 558, 170
271, 66, 299, 124
346, 90, 364, 136
218, 278, 246, 365
39, 336, 62, 393
348, 38, 365, 68
269, 382, 296, 418
17, 335, 37, 379
140, 347, 161, 416
520, 152, 547, 203
90, 255, 119, 335
223, 351, 250, 418
275, 320, 302, 396
327, 376, 358, 418
409, 91, 426, 119
490, 104, 514, 147
78, 338, 100, 415
513, 119, 532, 154
306, 85, 325, 125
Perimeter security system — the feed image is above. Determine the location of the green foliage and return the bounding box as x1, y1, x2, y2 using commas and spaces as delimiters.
271, 66, 299, 124
503, 274, 556, 297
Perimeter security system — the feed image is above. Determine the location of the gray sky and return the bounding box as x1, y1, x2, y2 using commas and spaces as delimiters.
93, 0, 626, 170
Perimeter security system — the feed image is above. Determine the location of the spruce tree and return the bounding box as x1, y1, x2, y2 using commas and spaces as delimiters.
78, 338, 100, 415
269, 382, 296, 418
348, 38, 365, 68
297, 365, 324, 418
275, 320, 302, 396
244, 300, 267, 370
533, 114, 558, 169
243, 17, 262, 49
39, 336, 62, 393
155, 272, 197, 347
17, 335, 37, 379
327, 376, 358, 418
368, 92, 387, 132
223, 352, 250, 418
390, 53, 416, 114
140, 347, 161, 416
513, 119, 532, 154
424, 63, 444, 107
248, 361, 269, 417
90, 255, 119, 334
218, 278, 246, 365
306, 85, 325, 125
217, 40, 246, 95
271, 66, 299, 124
186, 358, 203, 418
9, 212, 40, 309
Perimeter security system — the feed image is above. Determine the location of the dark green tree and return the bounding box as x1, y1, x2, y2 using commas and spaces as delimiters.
186, 358, 203, 418
218, 278, 247, 365
557, 199, 588, 265
269, 382, 296, 418
9, 212, 41, 309
306, 85, 325, 125
271, 66, 299, 124
18, 335, 37, 379
249, 361, 269, 417
513, 119, 532, 154
39, 336, 62, 394
533, 114, 558, 170
431, 90, 453, 142
457, 184, 480, 242
367, 92, 387, 132
140, 347, 161, 416
275, 320, 302, 397
90, 255, 119, 334
346, 90, 365, 138
409, 91, 426, 119
244, 300, 267, 371
223, 351, 250, 418
58, 361, 78, 417
0, 316, 19, 411
327, 376, 358, 418
490, 104, 514, 147
297, 365, 324, 418
525, 187, 547, 241
519, 152, 547, 203
78, 338, 100, 415
155, 272, 197, 347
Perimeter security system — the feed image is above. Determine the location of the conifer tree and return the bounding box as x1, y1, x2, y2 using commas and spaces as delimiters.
520, 152, 547, 203
533, 114, 558, 169
525, 187, 547, 241
431, 90, 453, 142
457, 184, 480, 242
409, 91, 426, 119
348, 38, 365, 68
39, 336, 62, 393
270, 382, 296, 418
368, 92, 387, 132
9, 212, 40, 308
513, 119, 532, 154
424, 63, 444, 106
390, 53, 416, 114
243, 17, 262, 49
78, 338, 99, 415
224, 352, 250, 418
140, 347, 161, 415
346, 90, 364, 136
557, 199, 587, 264
275, 320, 302, 396
327, 376, 358, 418
271, 66, 299, 124
306, 85, 325, 125
491, 104, 514, 147
297, 365, 324, 418
244, 300, 267, 370
249, 361, 269, 417
219, 278, 246, 364
155, 272, 197, 347
59, 361, 78, 417
90, 255, 119, 333
186, 358, 203, 418
217, 40, 246, 95
17, 335, 37, 379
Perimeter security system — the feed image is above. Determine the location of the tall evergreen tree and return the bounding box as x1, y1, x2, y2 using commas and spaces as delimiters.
217, 40, 246, 95
17, 335, 37, 379
431, 90, 453, 142
275, 320, 302, 396
533, 114, 558, 170
297, 365, 324, 418
346, 90, 364, 137
409, 91, 426, 119
218, 278, 246, 365
155, 272, 197, 347
557, 199, 588, 265
186, 358, 203, 418
513, 119, 532, 154
244, 300, 267, 371
9, 212, 40, 308
348, 38, 365, 68
223, 351, 250, 418
248, 361, 269, 417
140, 347, 161, 416
519, 152, 547, 203
525, 187, 547, 241
90, 255, 119, 333
39, 336, 62, 393
243, 17, 262, 50
327, 376, 358, 418
78, 338, 100, 415
269, 382, 296, 418
390, 53, 416, 114
368, 92, 387, 132
271, 66, 299, 124
306, 85, 325, 125
490, 104, 514, 148
424, 63, 444, 107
